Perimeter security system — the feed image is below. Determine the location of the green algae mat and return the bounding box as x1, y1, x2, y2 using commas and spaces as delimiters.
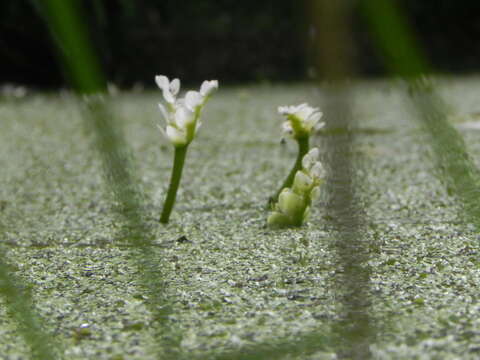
2, 80, 480, 359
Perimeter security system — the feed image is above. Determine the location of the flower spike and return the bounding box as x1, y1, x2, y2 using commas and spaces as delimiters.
269, 102, 323, 206
268, 148, 324, 228
156, 75, 219, 223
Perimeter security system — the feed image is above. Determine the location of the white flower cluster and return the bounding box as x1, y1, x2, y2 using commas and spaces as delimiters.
156, 75, 218, 147
278, 103, 324, 139
268, 148, 325, 228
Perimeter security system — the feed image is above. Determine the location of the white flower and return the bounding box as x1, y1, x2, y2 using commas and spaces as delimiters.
156, 75, 218, 146
278, 103, 324, 139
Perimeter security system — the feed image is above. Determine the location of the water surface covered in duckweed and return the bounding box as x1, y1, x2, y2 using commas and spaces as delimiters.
1, 80, 480, 358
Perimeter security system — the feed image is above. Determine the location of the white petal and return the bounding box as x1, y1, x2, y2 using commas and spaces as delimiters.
200, 80, 218, 97
155, 75, 169, 90
294, 103, 309, 114
311, 111, 323, 122
185, 91, 203, 111
166, 125, 187, 146
162, 89, 175, 104
278, 103, 311, 117
175, 106, 195, 128
170, 78, 180, 95
155, 75, 176, 103
305, 111, 322, 129
296, 106, 315, 121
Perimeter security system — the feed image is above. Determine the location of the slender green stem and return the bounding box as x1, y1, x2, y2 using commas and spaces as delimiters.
160, 146, 188, 223
269, 136, 310, 206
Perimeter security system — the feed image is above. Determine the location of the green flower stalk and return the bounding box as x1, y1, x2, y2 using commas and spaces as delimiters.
156, 75, 218, 223
268, 148, 325, 228
269, 103, 324, 205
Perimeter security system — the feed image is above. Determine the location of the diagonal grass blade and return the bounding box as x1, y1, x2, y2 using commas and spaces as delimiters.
35, 0, 181, 357
361, 0, 480, 230
0, 244, 62, 359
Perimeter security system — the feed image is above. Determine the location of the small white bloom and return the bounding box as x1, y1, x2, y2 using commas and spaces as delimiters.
156, 76, 219, 146
278, 103, 324, 139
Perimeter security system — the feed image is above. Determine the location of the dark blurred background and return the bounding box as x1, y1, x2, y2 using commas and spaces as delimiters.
1, 0, 480, 88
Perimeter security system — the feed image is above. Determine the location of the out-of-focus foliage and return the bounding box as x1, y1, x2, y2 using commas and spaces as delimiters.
1, 0, 480, 87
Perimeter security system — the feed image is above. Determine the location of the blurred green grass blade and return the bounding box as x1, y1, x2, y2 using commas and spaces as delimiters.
360, 0, 428, 77
84, 99, 181, 358
36, 0, 106, 94
409, 83, 480, 227
0, 251, 62, 359
361, 0, 480, 228
36, 0, 180, 357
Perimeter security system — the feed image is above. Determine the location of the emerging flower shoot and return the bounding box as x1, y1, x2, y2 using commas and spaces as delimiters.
157, 75, 218, 223
269, 103, 324, 205
268, 148, 325, 228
